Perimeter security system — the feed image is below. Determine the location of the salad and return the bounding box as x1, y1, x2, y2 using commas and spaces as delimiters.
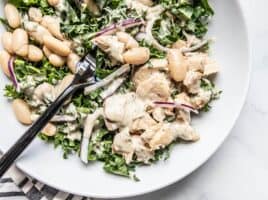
0, 0, 220, 180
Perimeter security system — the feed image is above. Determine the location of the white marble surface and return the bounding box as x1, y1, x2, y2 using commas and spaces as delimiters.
104, 1, 268, 199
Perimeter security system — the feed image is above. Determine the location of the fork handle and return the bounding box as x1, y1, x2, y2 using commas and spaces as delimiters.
0, 85, 76, 177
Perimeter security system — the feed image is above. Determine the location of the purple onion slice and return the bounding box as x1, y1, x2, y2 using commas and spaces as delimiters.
153, 101, 198, 114
93, 18, 144, 38
7, 57, 19, 90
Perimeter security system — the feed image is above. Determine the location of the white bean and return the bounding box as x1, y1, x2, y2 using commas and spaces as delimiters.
0, 50, 11, 77
67, 53, 80, 73
28, 45, 43, 62
167, 49, 187, 82
4, 4, 21, 28
47, 0, 60, 6
123, 47, 150, 65
28, 7, 43, 22
12, 28, 28, 57
12, 99, 32, 125
42, 123, 57, 136
48, 54, 66, 67
43, 35, 71, 56
1, 32, 13, 54
137, 0, 153, 6
41, 16, 63, 40
25, 22, 52, 44
116, 32, 139, 49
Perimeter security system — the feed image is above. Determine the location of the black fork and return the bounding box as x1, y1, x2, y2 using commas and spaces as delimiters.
0, 54, 97, 177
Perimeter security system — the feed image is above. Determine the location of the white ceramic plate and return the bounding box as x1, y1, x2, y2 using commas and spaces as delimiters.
0, 0, 250, 199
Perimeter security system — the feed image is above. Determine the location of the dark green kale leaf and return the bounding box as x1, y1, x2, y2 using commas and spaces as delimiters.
139, 40, 166, 58
152, 16, 181, 46
153, 143, 173, 162
155, 0, 214, 39
4, 58, 69, 99
200, 78, 222, 112
14, 58, 69, 84
72, 89, 103, 113
199, 0, 214, 15
87, 128, 135, 178
39, 133, 80, 159
8, 0, 54, 15
4, 85, 23, 99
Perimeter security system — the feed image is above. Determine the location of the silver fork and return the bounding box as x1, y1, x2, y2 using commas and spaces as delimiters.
0, 54, 98, 177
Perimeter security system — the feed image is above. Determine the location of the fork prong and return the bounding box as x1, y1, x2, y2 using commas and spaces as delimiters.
84, 53, 96, 70
73, 53, 97, 85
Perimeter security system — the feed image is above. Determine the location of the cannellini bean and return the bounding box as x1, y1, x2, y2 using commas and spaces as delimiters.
54, 74, 74, 97
123, 47, 150, 65
67, 53, 80, 73
2, 32, 13, 54
28, 7, 43, 22
4, 4, 21, 28
116, 32, 139, 49
42, 123, 57, 136
28, 45, 43, 62
48, 54, 66, 67
12, 99, 32, 125
47, 0, 60, 6
137, 0, 153, 6
43, 35, 71, 56
41, 16, 63, 40
167, 49, 187, 82
43, 46, 52, 57
0, 50, 11, 77
12, 28, 28, 57
25, 22, 52, 44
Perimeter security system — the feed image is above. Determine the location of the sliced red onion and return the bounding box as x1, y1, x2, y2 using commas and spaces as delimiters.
153, 101, 198, 114
93, 18, 144, 38
8, 57, 19, 90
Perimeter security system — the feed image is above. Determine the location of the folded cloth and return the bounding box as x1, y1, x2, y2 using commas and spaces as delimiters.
0, 155, 92, 200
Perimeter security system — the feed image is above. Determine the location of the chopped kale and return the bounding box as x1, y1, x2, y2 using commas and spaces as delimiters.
39, 133, 80, 159
139, 40, 166, 58
4, 85, 23, 99
8, 0, 54, 15
14, 58, 69, 84
200, 78, 222, 112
